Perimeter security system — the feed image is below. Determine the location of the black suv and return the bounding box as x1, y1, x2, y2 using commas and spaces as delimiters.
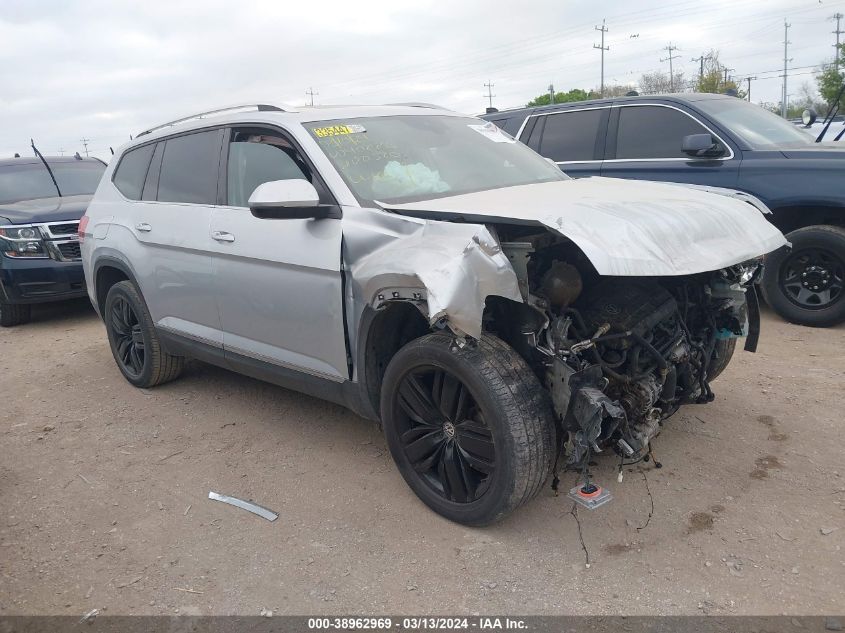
0, 156, 106, 326
484, 93, 845, 327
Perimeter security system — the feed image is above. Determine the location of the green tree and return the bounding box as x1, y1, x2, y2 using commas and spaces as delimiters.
694, 50, 746, 98
816, 44, 845, 110
526, 88, 596, 107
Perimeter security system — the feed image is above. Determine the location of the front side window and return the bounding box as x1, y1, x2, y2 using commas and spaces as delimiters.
694, 98, 813, 149
307, 115, 566, 205
615, 106, 710, 159
157, 130, 223, 204
113, 144, 155, 200
538, 109, 606, 162
226, 132, 309, 207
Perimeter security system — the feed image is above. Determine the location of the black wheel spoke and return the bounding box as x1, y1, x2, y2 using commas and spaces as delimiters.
441, 443, 470, 503
438, 372, 465, 420
398, 374, 444, 427
402, 428, 445, 467
458, 446, 494, 475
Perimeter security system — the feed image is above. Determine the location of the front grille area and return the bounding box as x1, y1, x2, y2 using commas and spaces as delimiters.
47, 222, 80, 236
57, 242, 81, 261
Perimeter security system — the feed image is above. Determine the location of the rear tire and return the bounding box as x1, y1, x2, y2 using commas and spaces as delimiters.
0, 301, 31, 327
104, 281, 184, 388
761, 225, 845, 327
380, 332, 555, 526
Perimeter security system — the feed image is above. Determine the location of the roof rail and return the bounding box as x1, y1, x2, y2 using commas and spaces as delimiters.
136, 104, 285, 137
385, 102, 450, 110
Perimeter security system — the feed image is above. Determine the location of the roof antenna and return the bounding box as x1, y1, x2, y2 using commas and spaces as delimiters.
30, 139, 62, 197
109, 146, 114, 155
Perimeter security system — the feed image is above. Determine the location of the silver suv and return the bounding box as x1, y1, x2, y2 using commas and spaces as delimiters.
81, 103, 786, 525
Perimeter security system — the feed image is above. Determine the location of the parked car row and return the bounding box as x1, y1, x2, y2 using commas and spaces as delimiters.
483, 93, 845, 328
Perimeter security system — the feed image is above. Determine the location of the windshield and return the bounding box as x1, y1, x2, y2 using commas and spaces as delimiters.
307, 115, 567, 205
0, 161, 105, 205
696, 98, 813, 149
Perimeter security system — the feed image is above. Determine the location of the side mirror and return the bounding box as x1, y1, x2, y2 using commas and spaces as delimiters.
248, 180, 340, 220
681, 133, 726, 158
802, 108, 817, 127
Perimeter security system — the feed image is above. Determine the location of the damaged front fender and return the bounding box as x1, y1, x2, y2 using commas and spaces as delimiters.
343, 208, 522, 339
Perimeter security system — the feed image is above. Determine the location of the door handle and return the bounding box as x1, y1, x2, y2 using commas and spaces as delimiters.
212, 231, 235, 243
135, 222, 152, 232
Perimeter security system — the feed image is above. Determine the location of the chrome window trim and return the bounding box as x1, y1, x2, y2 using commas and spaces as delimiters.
517, 102, 735, 164
514, 105, 612, 144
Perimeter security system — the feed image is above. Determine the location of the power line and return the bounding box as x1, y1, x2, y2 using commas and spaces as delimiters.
483, 80, 496, 110
594, 19, 610, 97
660, 43, 681, 91
306, 87, 319, 107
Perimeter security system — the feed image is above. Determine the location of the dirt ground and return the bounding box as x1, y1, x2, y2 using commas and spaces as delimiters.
1, 298, 843, 617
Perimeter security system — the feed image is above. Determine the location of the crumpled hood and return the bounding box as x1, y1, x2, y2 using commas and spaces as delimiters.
381, 177, 788, 276
0, 194, 91, 225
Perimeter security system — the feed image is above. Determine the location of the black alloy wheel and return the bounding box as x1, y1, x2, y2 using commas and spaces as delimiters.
395, 367, 496, 504
778, 246, 844, 310
380, 333, 555, 526
109, 295, 146, 378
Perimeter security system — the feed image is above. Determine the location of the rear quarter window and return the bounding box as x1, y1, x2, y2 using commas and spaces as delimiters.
113, 144, 155, 200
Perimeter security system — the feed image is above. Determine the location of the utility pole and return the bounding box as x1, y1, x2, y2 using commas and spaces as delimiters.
594, 19, 609, 97
691, 53, 710, 85
306, 87, 319, 107
661, 44, 680, 91
79, 139, 90, 157
548, 83, 555, 105
723, 67, 735, 85
782, 20, 791, 118
58, 148, 65, 156
832, 13, 844, 72
483, 80, 496, 110
745, 76, 757, 101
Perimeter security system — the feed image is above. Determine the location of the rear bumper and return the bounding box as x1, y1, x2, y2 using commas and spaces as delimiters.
0, 256, 87, 304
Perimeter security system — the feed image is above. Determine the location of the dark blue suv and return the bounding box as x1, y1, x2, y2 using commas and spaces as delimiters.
0, 156, 105, 326
484, 93, 845, 327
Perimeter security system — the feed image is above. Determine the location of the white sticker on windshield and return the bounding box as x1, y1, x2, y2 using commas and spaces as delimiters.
468, 122, 516, 143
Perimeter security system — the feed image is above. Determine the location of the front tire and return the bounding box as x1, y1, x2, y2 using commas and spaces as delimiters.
0, 301, 31, 327
380, 332, 555, 526
707, 338, 736, 382
104, 281, 184, 388
761, 225, 845, 327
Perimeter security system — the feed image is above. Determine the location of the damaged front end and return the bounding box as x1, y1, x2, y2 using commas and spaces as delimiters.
492, 239, 762, 487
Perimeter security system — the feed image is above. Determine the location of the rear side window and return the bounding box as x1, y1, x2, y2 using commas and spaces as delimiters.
113, 145, 155, 200
227, 137, 308, 207
615, 106, 710, 159
157, 130, 223, 204
538, 109, 605, 162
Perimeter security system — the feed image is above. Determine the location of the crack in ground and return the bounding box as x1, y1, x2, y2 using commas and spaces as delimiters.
569, 501, 591, 567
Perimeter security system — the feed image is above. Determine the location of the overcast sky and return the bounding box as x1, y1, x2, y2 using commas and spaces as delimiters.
2, 0, 844, 159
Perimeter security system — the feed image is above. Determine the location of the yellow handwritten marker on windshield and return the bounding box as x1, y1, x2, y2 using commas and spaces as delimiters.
313, 124, 366, 138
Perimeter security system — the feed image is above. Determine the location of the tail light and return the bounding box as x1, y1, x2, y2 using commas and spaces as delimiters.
78, 215, 90, 243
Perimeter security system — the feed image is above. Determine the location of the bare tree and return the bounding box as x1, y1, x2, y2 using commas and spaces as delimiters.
638, 70, 687, 95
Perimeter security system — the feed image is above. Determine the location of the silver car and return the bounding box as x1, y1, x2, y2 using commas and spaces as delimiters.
81, 103, 786, 525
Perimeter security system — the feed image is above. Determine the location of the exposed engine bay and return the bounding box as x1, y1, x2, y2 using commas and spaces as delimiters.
488, 230, 761, 478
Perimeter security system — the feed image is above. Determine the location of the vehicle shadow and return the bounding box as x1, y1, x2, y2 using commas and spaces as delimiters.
27, 297, 97, 326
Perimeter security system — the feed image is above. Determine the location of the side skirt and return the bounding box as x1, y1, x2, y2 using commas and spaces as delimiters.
157, 329, 371, 417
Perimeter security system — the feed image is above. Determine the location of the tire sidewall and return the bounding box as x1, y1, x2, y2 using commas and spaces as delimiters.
762, 226, 845, 327
380, 335, 522, 526
104, 282, 155, 387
